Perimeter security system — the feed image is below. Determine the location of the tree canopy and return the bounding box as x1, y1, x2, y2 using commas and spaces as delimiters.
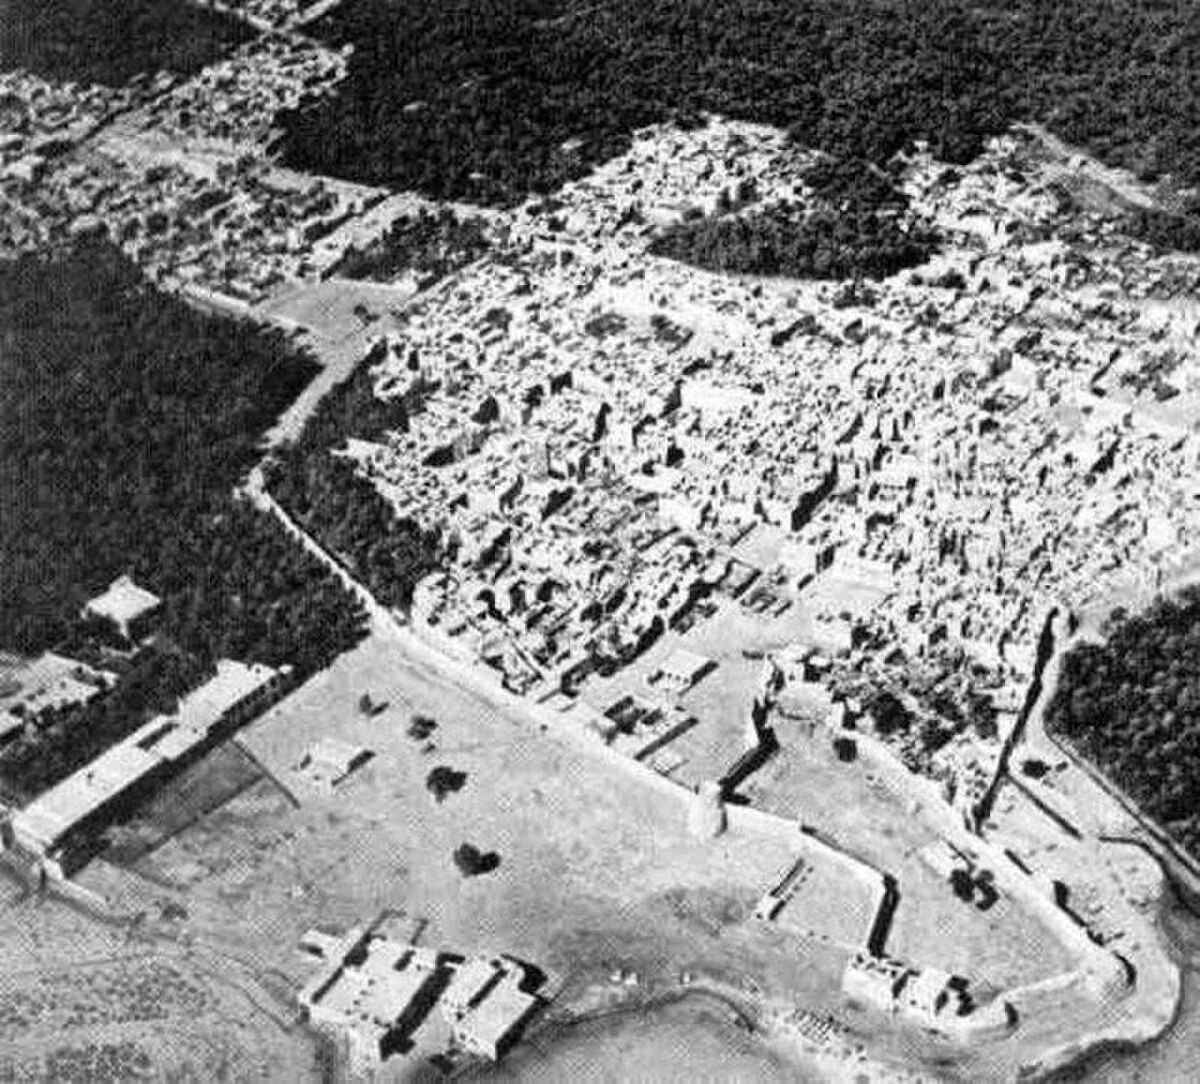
266, 348, 445, 613
275, 0, 1200, 253
0, 236, 367, 797
1045, 588, 1200, 859
333, 208, 493, 287
0, 0, 252, 86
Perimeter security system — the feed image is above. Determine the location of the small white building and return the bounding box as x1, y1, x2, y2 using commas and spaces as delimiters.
293, 739, 373, 790
297, 931, 541, 1069
82, 575, 161, 640
649, 648, 713, 693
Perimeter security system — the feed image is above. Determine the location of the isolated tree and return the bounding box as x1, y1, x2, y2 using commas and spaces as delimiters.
453, 843, 500, 877
949, 866, 975, 902
408, 714, 437, 740
866, 691, 911, 737
426, 765, 468, 803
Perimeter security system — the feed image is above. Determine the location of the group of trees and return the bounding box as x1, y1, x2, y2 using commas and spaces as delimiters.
0, 235, 367, 797
1045, 588, 1200, 859
333, 208, 492, 287
453, 842, 500, 877
267, 348, 444, 613
648, 152, 937, 281
269, 452, 443, 611
276, 0, 1200, 255
426, 765, 467, 802
277, 0, 1001, 205
2, 0, 251, 86
650, 199, 936, 281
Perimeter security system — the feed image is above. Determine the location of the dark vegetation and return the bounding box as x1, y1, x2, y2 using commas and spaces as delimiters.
652, 156, 934, 282
426, 765, 468, 802
1126, 203, 1200, 256
865, 690, 912, 738
279, 0, 1200, 256
1045, 588, 1200, 859
453, 842, 500, 877
278, 0, 999, 203
408, 714, 438, 741
649, 198, 936, 281
0, 236, 367, 797
334, 209, 493, 287
0, 0, 252, 86
358, 692, 388, 716
266, 342, 444, 612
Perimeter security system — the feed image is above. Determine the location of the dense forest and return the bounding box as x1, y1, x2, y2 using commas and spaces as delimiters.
0, 0, 252, 86
278, 0, 1200, 249
267, 346, 445, 612
1045, 588, 1200, 859
333, 208, 493, 286
0, 236, 367, 796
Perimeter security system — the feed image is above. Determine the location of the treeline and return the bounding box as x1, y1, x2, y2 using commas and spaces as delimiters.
277, 0, 1200, 251
267, 348, 444, 612
0, 0, 252, 86
0, 236, 367, 795
1045, 588, 1200, 859
278, 0, 1001, 203
334, 208, 492, 287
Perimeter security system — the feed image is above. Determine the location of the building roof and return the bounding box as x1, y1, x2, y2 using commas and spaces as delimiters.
442, 957, 502, 1016
304, 936, 442, 1039
83, 574, 161, 629
658, 647, 711, 683
455, 971, 537, 1054
171, 659, 280, 732
0, 652, 114, 729
13, 742, 160, 851
296, 738, 372, 788
904, 967, 953, 1016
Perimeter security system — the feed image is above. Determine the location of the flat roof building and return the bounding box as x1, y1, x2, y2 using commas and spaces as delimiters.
454, 968, 538, 1061
293, 738, 373, 790
649, 647, 713, 694
297, 929, 543, 1071
82, 574, 161, 639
